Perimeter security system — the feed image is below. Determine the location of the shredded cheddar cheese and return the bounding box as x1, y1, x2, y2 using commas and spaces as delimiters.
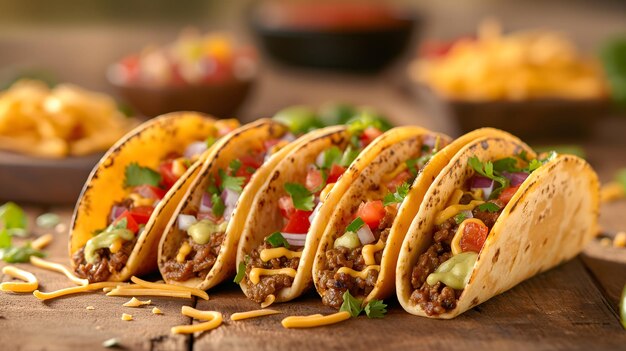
86, 306, 95, 310
121, 313, 133, 321
231, 309, 281, 321
260, 247, 302, 262
107, 288, 192, 299
171, 307, 223, 334
381, 162, 408, 183
0, 266, 38, 293
29, 256, 89, 286
152, 307, 163, 314
33, 282, 128, 300
176, 242, 192, 263
446, 189, 465, 207
122, 297, 152, 307
261, 294, 275, 308
130, 276, 209, 300
31, 233, 53, 250
281, 311, 351, 328
450, 218, 486, 255
362, 240, 385, 266
435, 200, 485, 225
337, 265, 380, 280
249, 268, 297, 285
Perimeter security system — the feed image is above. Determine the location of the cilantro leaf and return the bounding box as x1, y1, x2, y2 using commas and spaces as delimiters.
364, 299, 387, 318
383, 182, 410, 206
340, 145, 360, 167
518, 150, 529, 162
211, 193, 225, 217
124, 163, 162, 188
346, 217, 365, 233
454, 212, 468, 225
527, 159, 543, 172
229, 159, 242, 173
284, 183, 314, 211
406, 159, 419, 177
468, 157, 509, 198
206, 175, 219, 195
320, 147, 342, 170
219, 169, 245, 193
339, 290, 363, 317
492, 157, 520, 173
0, 202, 27, 236
477, 202, 501, 213
233, 261, 246, 284
265, 232, 290, 249
0, 228, 11, 248
205, 136, 216, 148
0, 242, 45, 263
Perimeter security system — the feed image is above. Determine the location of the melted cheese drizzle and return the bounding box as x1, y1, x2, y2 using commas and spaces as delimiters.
176, 242, 192, 263
337, 265, 380, 279
171, 306, 223, 334
107, 288, 192, 299
130, 276, 209, 300
362, 240, 385, 266
435, 200, 484, 225
29, 256, 89, 286
231, 309, 281, 321
249, 268, 297, 285
450, 218, 487, 255
281, 311, 351, 328
33, 282, 127, 300
261, 294, 275, 308
260, 247, 302, 262
1, 266, 38, 292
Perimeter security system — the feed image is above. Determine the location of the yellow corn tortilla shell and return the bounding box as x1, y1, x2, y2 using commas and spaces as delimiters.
396, 136, 599, 318
70, 112, 237, 281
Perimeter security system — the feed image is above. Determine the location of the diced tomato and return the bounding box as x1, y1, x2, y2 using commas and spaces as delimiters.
282, 209, 312, 234
119, 55, 140, 83
159, 161, 179, 189
278, 196, 295, 219
498, 185, 520, 204
305, 168, 324, 192
240, 154, 263, 170
133, 185, 166, 200
235, 164, 255, 184
356, 200, 385, 230
359, 127, 383, 147
113, 211, 140, 234
327, 164, 346, 184
129, 206, 154, 225
386, 170, 411, 193
460, 221, 488, 253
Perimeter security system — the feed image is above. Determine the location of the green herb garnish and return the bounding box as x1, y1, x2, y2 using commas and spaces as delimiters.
406, 159, 419, 177
340, 145, 360, 167
0, 229, 45, 263
468, 157, 510, 198
320, 147, 343, 170
284, 183, 314, 211
492, 157, 521, 173
383, 182, 410, 206
205, 136, 216, 148
0, 202, 27, 237
346, 217, 365, 233
233, 261, 246, 284
454, 212, 468, 225
265, 232, 290, 249
476, 202, 501, 213
616, 168, 626, 191
339, 290, 387, 318
219, 169, 245, 193
124, 163, 161, 188
36, 213, 60, 229
211, 193, 225, 217
364, 299, 388, 319
229, 159, 242, 173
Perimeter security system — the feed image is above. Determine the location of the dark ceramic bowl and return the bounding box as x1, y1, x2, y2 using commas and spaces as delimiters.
249, 2, 418, 72
109, 78, 254, 119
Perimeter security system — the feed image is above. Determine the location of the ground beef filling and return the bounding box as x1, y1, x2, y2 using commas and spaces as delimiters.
73, 238, 137, 283
318, 206, 396, 309
162, 232, 226, 282
243, 241, 302, 303
409, 195, 504, 315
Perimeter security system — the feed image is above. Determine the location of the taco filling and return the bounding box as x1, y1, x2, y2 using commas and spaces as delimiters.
316, 135, 443, 308
162, 134, 295, 282
409, 151, 556, 315
72, 124, 237, 283
238, 126, 384, 303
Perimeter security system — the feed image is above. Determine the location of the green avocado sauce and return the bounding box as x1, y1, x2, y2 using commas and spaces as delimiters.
84, 229, 134, 264
187, 220, 228, 245
426, 252, 478, 290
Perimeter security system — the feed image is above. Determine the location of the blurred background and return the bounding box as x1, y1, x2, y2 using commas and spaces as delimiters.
0, 0, 625, 203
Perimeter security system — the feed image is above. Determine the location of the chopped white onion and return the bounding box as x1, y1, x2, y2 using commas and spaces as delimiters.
356, 225, 375, 245
281, 132, 296, 142
184, 141, 208, 159
480, 183, 494, 200
200, 193, 212, 213
222, 188, 239, 221
178, 214, 197, 231
282, 232, 307, 247
308, 201, 323, 223
315, 152, 325, 168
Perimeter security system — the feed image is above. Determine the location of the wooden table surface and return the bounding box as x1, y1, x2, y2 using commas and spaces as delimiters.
1, 66, 626, 350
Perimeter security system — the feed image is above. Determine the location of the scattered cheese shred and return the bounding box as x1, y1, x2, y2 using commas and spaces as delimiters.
29, 256, 89, 286
33, 282, 127, 300
435, 200, 485, 225
31, 233, 53, 250
152, 307, 163, 314
130, 276, 209, 300
171, 306, 223, 334
0, 266, 39, 293
121, 313, 133, 321
86, 306, 95, 310
261, 294, 275, 308
122, 297, 152, 307
107, 288, 191, 299
231, 309, 281, 321
281, 311, 351, 328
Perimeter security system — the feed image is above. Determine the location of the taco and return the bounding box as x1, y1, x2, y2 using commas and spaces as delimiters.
235, 122, 395, 305
157, 118, 300, 290
70, 112, 239, 282
396, 134, 599, 318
